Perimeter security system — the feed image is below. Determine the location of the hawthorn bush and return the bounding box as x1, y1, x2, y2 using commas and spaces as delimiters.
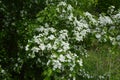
25, 1, 120, 80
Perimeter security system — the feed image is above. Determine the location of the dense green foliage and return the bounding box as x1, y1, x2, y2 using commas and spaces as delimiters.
0, 0, 46, 79
96, 0, 120, 13
0, 0, 120, 80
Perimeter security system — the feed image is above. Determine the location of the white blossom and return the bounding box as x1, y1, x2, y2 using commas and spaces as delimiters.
80, 30, 87, 37
95, 33, 101, 39
109, 36, 114, 41
98, 15, 113, 26
45, 23, 49, 27
1, 69, 5, 73
62, 42, 70, 51
47, 60, 50, 66
67, 4, 73, 11
74, 31, 83, 41
51, 54, 57, 58
25, 45, 29, 51
73, 77, 76, 80
77, 59, 83, 66
52, 60, 61, 70
68, 13, 73, 21
39, 44, 45, 50
84, 12, 97, 25
70, 67, 74, 71
44, 29, 49, 35
36, 26, 44, 32
57, 1, 66, 6
59, 54, 65, 62
62, 9, 66, 13
31, 47, 40, 53
56, 7, 59, 12
116, 35, 120, 41
113, 12, 120, 19
48, 35, 55, 40
33, 36, 40, 44
46, 43, 52, 50
57, 49, 62, 52
49, 27, 56, 33
66, 54, 72, 59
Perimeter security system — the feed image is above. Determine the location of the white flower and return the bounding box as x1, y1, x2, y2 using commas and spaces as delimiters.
84, 12, 97, 25
59, 30, 68, 40
39, 44, 45, 50
75, 34, 83, 41
116, 35, 120, 41
84, 12, 92, 18
57, 1, 66, 6
75, 27, 82, 31
36, 26, 44, 32
51, 54, 57, 58
48, 35, 55, 40
58, 49, 63, 52
66, 54, 72, 59
103, 38, 107, 42
53, 60, 61, 70
109, 26, 115, 30
46, 43, 52, 50
59, 54, 65, 62
113, 12, 120, 19
73, 77, 76, 80
53, 44, 57, 50
49, 27, 56, 33
59, 34, 67, 40
73, 53, 78, 57
77, 59, 83, 66
109, 36, 114, 41
25, 45, 29, 51
62, 42, 70, 51
82, 23, 89, 28
86, 29, 90, 33
1, 70, 5, 73
99, 75, 104, 79
34, 36, 40, 44
53, 39, 59, 50
80, 30, 87, 37
109, 37, 116, 45
31, 47, 40, 53
59, 30, 68, 34
45, 23, 49, 27
74, 17, 82, 27
95, 33, 101, 39
56, 7, 59, 12
44, 29, 49, 35
47, 60, 50, 66
62, 9, 66, 13
68, 13, 73, 21
70, 67, 73, 71
99, 15, 113, 25
67, 4, 73, 11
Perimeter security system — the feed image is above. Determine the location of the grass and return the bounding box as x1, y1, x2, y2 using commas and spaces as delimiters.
83, 44, 120, 80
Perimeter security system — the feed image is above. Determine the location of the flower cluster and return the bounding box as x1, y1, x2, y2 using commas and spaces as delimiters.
47, 51, 83, 71
26, 26, 70, 56
84, 9, 120, 46
73, 17, 90, 41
